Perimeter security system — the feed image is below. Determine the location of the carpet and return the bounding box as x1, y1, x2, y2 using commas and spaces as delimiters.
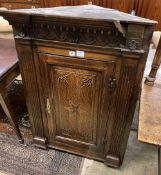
0, 133, 84, 175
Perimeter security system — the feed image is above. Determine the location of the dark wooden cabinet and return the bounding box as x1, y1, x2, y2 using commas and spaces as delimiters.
0, 5, 156, 168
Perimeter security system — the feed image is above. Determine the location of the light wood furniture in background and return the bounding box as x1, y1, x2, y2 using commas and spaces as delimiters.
145, 37, 161, 85
138, 45, 161, 174
0, 38, 23, 143
0, 5, 155, 168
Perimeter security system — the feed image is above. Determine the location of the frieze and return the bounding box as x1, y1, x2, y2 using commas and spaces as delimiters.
12, 22, 142, 50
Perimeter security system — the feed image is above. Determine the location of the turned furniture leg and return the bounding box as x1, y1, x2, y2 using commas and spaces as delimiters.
0, 92, 24, 143
145, 36, 161, 85
159, 147, 161, 175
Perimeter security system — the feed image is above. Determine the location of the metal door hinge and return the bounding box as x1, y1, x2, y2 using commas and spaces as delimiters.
46, 98, 51, 114
108, 77, 117, 92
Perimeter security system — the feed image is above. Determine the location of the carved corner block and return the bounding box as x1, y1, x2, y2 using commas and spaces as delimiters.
126, 24, 145, 50
33, 137, 47, 149
104, 155, 121, 168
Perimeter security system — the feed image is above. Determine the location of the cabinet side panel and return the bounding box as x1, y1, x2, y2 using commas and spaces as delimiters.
119, 52, 149, 163
15, 40, 45, 143
105, 58, 138, 167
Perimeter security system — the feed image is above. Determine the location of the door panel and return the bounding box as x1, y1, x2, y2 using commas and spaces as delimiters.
50, 66, 101, 146
36, 53, 119, 154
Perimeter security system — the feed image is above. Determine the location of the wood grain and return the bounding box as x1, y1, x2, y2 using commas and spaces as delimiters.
47, 0, 136, 13
136, 0, 161, 30
138, 49, 161, 146
0, 0, 43, 9
15, 40, 46, 147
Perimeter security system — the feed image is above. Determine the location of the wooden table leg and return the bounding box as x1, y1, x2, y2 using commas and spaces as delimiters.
145, 36, 161, 86
158, 147, 161, 175
0, 92, 24, 143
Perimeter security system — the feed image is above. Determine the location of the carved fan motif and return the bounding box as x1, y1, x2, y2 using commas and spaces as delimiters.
57, 72, 68, 83
81, 77, 94, 87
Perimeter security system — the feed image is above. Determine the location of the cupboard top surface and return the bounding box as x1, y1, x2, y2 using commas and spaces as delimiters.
0, 5, 156, 25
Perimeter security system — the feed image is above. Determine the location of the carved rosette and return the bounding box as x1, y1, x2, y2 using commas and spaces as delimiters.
127, 39, 142, 50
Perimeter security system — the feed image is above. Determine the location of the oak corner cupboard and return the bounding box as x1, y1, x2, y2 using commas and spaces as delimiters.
0, 5, 156, 168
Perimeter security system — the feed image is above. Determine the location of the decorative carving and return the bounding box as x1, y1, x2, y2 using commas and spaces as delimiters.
13, 24, 28, 38
81, 77, 94, 87
53, 68, 98, 143
12, 22, 146, 50
12, 22, 127, 49
57, 72, 68, 83
127, 39, 138, 50
64, 101, 84, 117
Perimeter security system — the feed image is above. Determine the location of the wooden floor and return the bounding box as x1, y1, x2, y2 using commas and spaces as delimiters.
138, 49, 161, 146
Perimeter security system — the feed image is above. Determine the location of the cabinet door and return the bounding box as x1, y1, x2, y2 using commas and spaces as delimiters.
35, 53, 119, 155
